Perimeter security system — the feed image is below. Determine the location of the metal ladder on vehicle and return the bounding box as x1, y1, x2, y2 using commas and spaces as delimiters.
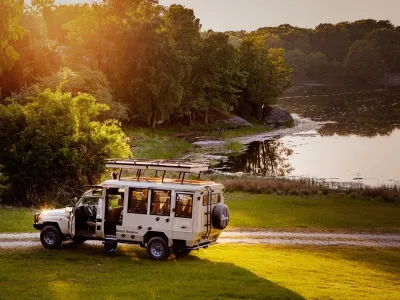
204, 186, 213, 239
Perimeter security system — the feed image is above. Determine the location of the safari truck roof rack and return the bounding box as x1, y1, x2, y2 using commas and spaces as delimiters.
105, 159, 210, 184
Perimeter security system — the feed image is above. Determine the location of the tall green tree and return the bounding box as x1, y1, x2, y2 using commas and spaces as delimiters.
239, 37, 291, 120
344, 39, 384, 82
284, 49, 308, 77
307, 52, 328, 78
0, 0, 24, 77
365, 29, 400, 74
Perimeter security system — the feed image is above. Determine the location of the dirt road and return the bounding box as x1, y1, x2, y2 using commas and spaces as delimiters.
1, 231, 400, 249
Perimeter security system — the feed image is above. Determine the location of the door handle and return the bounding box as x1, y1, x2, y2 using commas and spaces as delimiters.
181, 226, 187, 229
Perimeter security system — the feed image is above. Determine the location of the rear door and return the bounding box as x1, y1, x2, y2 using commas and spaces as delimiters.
172, 192, 194, 239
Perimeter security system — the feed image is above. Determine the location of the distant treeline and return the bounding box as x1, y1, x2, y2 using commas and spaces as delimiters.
227, 20, 400, 84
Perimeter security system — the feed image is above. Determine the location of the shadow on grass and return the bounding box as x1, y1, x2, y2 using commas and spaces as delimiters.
0, 243, 305, 300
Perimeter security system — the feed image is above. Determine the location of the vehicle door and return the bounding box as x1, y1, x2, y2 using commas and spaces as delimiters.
148, 189, 173, 237
69, 190, 102, 237
69, 207, 76, 237
172, 192, 194, 239
119, 187, 150, 242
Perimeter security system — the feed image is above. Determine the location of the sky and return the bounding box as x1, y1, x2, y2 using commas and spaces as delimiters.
51, 0, 400, 32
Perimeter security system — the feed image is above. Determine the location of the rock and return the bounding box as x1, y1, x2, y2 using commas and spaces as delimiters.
221, 115, 253, 127
264, 106, 293, 126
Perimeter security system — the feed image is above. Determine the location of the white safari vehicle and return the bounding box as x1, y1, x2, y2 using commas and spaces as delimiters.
33, 159, 230, 260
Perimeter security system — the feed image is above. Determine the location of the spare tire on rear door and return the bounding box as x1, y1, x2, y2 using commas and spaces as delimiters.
212, 203, 230, 230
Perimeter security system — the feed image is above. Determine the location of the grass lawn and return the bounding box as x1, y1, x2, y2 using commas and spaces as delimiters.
0, 244, 398, 300
0, 207, 37, 232
1, 192, 400, 233
225, 192, 400, 231
131, 132, 193, 159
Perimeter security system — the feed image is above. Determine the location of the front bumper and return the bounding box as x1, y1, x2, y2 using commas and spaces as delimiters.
33, 223, 44, 230
33, 213, 43, 230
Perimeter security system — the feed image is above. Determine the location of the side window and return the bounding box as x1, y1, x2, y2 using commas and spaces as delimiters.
150, 190, 171, 216
203, 193, 221, 206
128, 188, 148, 214
78, 197, 99, 207
175, 193, 193, 218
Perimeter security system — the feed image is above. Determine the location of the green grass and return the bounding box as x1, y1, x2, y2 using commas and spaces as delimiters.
226, 192, 400, 231
0, 207, 37, 232
129, 131, 193, 159
0, 245, 398, 300
217, 124, 269, 139
223, 140, 244, 153
2, 192, 400, 233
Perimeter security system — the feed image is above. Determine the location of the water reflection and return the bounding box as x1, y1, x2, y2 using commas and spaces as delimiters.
217, 140, 294, 176
279, 90, 400, 137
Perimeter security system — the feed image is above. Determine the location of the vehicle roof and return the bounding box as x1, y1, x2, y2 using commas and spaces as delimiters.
105, 159, 209, 173
101, 178, 224, 191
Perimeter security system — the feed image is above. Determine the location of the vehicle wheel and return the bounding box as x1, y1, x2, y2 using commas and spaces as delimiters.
174, 248, 192, 258
146, 237, 170, 261
72, 237, 86, 244
40, 225, 62, 249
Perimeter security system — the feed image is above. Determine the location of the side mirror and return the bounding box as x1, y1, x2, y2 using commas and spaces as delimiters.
65, 206, 73, 213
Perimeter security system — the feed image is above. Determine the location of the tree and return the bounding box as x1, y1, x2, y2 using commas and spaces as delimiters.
182, 31, 246, 124
311, 23, 350, 61
239, 37, 291, 120
284, 49, 308, 77
15, 67, 129, 121
307, 52, 328, 78
0, 89, 131, 204
344, 40, 384, 82
0, 0, 24, 77
365, 29, 400, 74
0, 8, 61, 100
63, 3, 107, 70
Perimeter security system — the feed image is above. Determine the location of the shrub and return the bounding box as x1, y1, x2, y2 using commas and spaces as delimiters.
0, 89, 131, 205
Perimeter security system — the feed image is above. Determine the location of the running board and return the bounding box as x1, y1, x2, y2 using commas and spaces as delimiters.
186, 241, 217, 250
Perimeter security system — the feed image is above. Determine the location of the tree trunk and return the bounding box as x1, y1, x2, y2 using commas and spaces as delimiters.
189, 113, 193, 126
204, 112, 208, 124
257, 104, 262, 121
151, 111, 158, 128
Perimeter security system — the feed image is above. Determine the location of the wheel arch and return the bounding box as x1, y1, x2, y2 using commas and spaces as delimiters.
42, 222, 63, 235
143, 231, 169, 245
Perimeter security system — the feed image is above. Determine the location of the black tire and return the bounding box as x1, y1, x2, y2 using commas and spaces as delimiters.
174, 248, 192, 258
40, 225, 62, 249
146, 236, 170, 261
212, 203, 230, 230
72, 237, 86, 244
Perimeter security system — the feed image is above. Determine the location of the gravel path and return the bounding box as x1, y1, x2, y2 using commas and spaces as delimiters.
1, 231, 400, 249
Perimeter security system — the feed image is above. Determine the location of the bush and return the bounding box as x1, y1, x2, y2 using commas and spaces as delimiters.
0, 89, 131, 205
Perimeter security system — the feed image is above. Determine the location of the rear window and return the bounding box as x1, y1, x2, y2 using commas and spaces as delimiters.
203, 193, 221, 206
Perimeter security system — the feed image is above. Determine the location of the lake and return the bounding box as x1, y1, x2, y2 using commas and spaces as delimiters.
214, 88, 400, 186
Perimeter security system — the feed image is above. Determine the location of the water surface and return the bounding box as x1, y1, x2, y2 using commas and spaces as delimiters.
215, 89, 400, 186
